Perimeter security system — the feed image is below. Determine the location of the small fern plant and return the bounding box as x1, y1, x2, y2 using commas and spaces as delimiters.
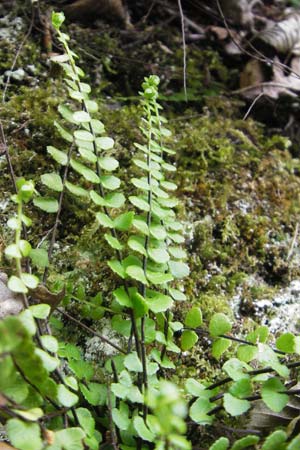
47, 13, 192, 448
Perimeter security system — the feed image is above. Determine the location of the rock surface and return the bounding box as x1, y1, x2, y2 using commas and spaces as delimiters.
0, 272, 24, 319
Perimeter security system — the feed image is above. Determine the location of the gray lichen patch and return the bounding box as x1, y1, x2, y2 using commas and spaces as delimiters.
84, 318, 125, 362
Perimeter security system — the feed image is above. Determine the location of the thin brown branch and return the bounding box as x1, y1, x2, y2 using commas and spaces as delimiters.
57, 308, 126, 354
177, 0, 187, 101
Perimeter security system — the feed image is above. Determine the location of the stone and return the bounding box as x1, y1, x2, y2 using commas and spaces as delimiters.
0, 272, 24, 319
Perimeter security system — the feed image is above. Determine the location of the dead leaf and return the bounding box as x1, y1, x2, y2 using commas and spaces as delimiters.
248, 382, 300, 433
238, 56, 300, 99
208, 26, 229, 41
224, 30, 247, 55
43, 429, 55, 445
0, 393, 8, 406
240, 59, 265, 89
0, 444, 17, 450
254, 13, 300, 54
30, 284, 65, 312
273, 56, 300, 91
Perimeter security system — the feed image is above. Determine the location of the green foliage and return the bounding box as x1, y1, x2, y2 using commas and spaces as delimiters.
2, 10, 300, 450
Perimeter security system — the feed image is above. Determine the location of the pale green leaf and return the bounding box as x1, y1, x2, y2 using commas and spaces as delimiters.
124, 352, 143, 372
29, 303, 51, 319
35, 348, 59, 371
223, 393, 250, 416
73, 111, 91, 123
54, 121, 73, 142
98, 156, 119, 171
96, 136, 114, 150
91, 192, 125, 208
65, 181, 89, 197
112, 402, 130, 431
19, 309, 36, 335
158, 197, 179, 208
8, 275, 28, 293
5, 244, 21, 259
33, 197, 59, 213
75, 139, 94, 151
185, 307, 202, 328
58, 104, 77, 123
236, 344, 257, 363
131, 290, 149, 317
162, 162, 176, 172
47, 146, 68, 166
76, 407, 95, 437
231, 436, 260, 450
161, 181, 177, 191
189, 398, 213, 425
133, 158, 148, 171
52, 11, 65, 30
209, 437, 229, 450
104, 233, 123, 250
133, 417, 155, 442
261, 378, 289, 412
276, 333, 296, 353
181, 330, 198, 351
21, 273, 39, 289
68, 89, 87, 103
100, 175, 120, 190
7, 419, 43, 450
70, 159, 99, 183
133, 217, 149, 235
212, 338, 231, 359
105, 193, 125, 208
126, 265, 148, 285
48, 428, 85, 450
169, 260, 190, 278
169, 288, 186, 301
168, 246, 187, 259
146, 292, 173, 313
129, 196, 150, 212
167, 232, 185, 244
146, 270, 173, 285
128, 236, 147, 256
229, 379, 252, 399
85, 100, 98, 113
131, 177, 150, 191
108, 260, 126, 279
261, 430, 287, 450
148, 247, 170, 264
90, 119, 104, 134
185, 378, 206, 397
21, 214, 32, 227
95, 212, 114, 228
65, 376, 78, 391
223, 358, 250, 381
12, 408, 43, 421
209, 313, 232, 337
41, 335, 58, 353
78, 147, 97, 163
113, 287, 132, 307
149, 223, 167, 240
7, 217, 19, 230
29, 248, 49, 268
80, 382, 107, 406
57, 384, 79, 407
74, 130, 94, 142
114, 212, 134, 231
